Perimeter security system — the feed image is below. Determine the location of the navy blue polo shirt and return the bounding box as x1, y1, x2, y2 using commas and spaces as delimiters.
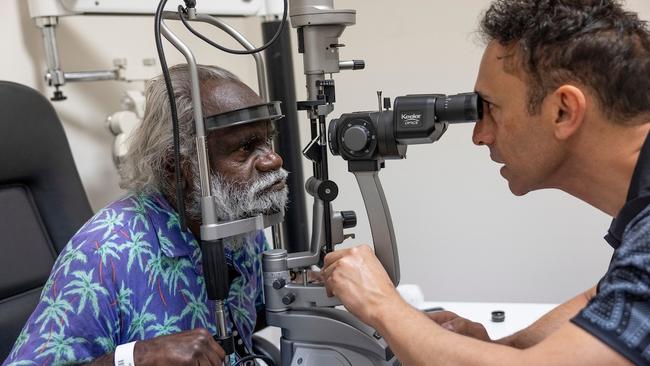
571, 132, 650, 365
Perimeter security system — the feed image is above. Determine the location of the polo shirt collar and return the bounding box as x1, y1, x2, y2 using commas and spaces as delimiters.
605, 132, 650, 248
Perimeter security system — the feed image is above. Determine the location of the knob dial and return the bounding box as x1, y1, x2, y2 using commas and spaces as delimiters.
343, 125, 371, 152
272, 278, 286, 290
282, 292, 296, 305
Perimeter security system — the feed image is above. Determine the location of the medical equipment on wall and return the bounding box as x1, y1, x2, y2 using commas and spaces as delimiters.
28, 0, 310, 256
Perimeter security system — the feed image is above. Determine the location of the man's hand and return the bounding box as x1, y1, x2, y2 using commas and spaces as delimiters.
134, 328, 225, 366
322, 245, 406, 326
426, 311, 491, 342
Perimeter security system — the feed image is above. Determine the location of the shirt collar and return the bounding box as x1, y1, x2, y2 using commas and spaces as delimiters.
605, 132, 650, 248
145, 192, 200, 258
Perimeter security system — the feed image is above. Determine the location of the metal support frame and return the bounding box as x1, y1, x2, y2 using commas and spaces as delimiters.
262, 18, 310, 253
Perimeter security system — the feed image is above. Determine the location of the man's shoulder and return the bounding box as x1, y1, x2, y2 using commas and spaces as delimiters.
75, 193, 164, 239
55, 194, 167, 268
623, 203, 650, 240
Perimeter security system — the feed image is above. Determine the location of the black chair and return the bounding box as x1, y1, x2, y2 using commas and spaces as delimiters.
0, 81, 93, 361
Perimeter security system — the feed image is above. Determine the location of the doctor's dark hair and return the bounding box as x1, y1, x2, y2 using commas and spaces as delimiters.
119, 64, 238, 199
479, 0, 650, 124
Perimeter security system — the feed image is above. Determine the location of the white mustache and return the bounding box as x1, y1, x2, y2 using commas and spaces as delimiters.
248, 168, 289, 197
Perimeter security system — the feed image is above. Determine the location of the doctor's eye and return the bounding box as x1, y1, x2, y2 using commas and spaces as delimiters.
483, 100, 493, 112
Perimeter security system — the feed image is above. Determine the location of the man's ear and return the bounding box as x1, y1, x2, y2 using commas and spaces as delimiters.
551, 85, 587, 140
164, 157, 193, 191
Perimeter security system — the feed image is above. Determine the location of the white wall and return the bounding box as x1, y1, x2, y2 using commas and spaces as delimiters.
3, 0, 649, 303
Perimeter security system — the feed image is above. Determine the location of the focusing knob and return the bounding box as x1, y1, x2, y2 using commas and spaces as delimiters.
318, 180, 339, 202
272, 278, 286, 290
341, 211, 357, 229
343, 125, 370, 152
282, 292, 296, 305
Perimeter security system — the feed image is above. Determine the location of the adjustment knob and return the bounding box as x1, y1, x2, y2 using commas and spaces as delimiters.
282, 292, 296, 305
272, 278, 286, 290
340, 211, 357, 229
343, 125, 371, 152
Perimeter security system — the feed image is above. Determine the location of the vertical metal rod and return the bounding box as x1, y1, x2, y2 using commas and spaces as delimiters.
302, 269, 308, 286
310, 118, 319, 177
319, 115, 334, 253
41, 26, 61, 76
263, 18, 309, 252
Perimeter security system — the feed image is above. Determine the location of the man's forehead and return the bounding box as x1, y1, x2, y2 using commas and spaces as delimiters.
202, 79, 263, 116
211, 120, 273, 141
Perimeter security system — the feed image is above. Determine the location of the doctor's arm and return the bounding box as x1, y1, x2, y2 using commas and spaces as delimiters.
427, 285, 597, 348
322, 246, 630, 366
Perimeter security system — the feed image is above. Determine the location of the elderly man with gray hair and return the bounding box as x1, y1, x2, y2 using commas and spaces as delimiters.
3, 64, 288, 366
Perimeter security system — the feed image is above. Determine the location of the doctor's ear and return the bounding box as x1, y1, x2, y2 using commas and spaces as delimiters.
550, 85, 587, 140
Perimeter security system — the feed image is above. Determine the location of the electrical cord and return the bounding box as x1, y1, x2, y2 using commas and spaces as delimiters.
232, 354, 276, 366
178, 0, 288, 55
155, 0, 187, 231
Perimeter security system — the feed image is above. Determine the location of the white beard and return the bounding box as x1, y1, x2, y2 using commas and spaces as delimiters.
186, 167, 289, 251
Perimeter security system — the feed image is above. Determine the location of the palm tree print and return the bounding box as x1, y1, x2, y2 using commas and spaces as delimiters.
147, 313, 181, 337
64, 269, 110, 317
180, 288, 209, 328
127, 294, 157, 340
124, 196, 153, 231
88, 209, 125, 240
114, 282, 134, 314
167, 258, 191, 295
56, 241, 88, 277
145, 250, 173, 305
166, 212, 181, 232
158, 229, 175, 254
34, 292, 74, 332
35, 328, 87, 364
113, 281, 134, 333
228, 281, 254, 327
125, 230, 153, 272
94, 318, 118, 354
3, 192, 269, 364
94, 237, 123, 282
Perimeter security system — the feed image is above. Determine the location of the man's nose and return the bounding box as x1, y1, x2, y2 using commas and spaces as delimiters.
472, 118, 495, 146
256, 148, 283, 172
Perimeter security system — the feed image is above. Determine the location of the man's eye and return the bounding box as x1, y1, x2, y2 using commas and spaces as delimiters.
239, 142, 254, 153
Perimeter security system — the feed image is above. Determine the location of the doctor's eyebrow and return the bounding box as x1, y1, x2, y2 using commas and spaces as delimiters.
476, 91, 495, 103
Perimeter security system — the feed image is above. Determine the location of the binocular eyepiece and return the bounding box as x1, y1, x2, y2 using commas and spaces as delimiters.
329, 92, 483, 162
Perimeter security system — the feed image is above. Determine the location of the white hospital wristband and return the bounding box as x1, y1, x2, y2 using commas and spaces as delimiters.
114, 341, 137, 366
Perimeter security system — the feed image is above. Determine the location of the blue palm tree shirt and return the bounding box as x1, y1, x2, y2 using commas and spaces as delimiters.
3, 193, 269, 366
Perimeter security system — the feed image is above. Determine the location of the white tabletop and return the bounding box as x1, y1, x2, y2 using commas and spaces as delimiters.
418, 301, 557, 340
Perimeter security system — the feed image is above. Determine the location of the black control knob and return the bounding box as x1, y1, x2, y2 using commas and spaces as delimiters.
282, 292, 296, 305
343, 125, 371, 152
341, 211, 357, 229
272, 278, 286, 290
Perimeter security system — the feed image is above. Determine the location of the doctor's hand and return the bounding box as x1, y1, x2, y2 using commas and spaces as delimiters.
322, 245, 406, 327
426, 311, 491, 342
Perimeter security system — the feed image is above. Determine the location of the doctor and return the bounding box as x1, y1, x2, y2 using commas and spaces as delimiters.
323, 1, 650, 365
